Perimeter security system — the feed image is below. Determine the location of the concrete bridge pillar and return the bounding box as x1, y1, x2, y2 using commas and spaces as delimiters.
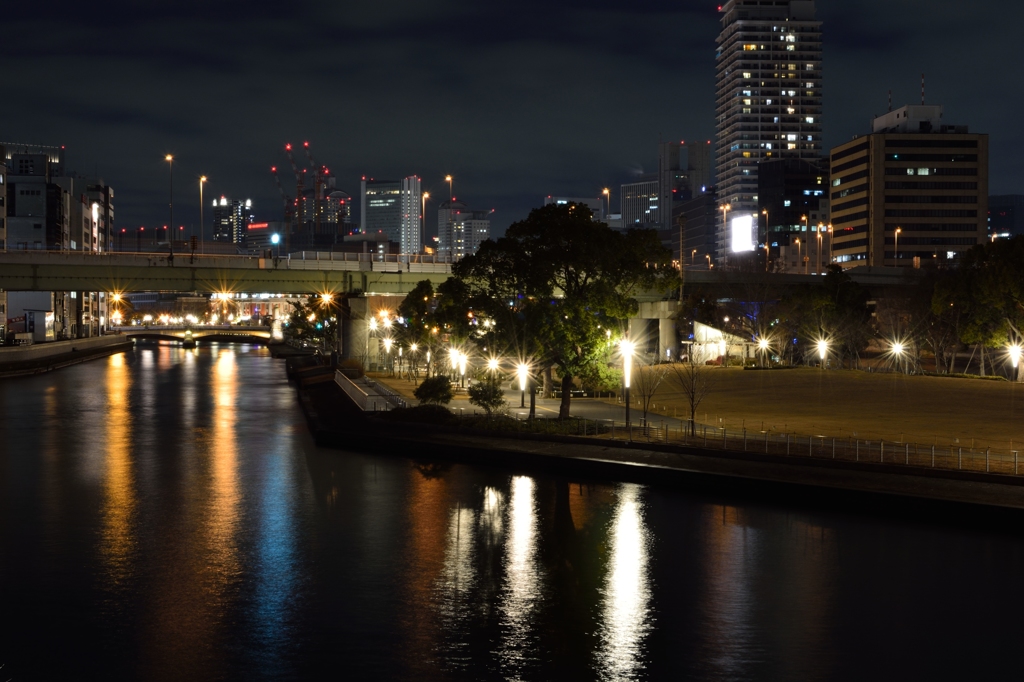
659, 319, 677, 362
343, 298, 370, 366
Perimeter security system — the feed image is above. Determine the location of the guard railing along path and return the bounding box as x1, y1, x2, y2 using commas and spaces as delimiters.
456, 411, 1024, 480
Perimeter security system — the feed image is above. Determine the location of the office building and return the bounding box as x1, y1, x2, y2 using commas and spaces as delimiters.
3, 143, 113, 337
360, 176, 421, 254
829, 105, 987, 268
677, 189, 719, 269
438, 200, 491, 261
543, 196, 604, 221
658, 140, 715, 229
211, 196, 253, 244
989, 195, 1024, 239
715, 0, 822, 261
621, 178, 660, 228
757, 158, 829, 259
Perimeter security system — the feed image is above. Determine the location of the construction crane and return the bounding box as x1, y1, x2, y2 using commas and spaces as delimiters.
303, 141, 326, 237
284, 143, 305, 245
270, 165, 292, 254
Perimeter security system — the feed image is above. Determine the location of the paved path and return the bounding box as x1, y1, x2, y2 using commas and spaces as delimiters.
370, 372, 685, 427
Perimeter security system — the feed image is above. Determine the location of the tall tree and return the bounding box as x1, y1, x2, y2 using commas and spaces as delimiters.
452, 203, 672, 417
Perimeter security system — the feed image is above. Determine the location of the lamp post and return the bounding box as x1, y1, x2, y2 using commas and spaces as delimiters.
165, 155, 174, 258
761, 208, 770, 272
517, 362, 528, 408
445, 175, 453, 262
721, 204, 730, 250
827, 224, 833, 267
421, 191, 429, 258
620, 340, 635, 428
199, 175, 206, 256
383, 337, 393, 375
892, 341, 906, 373
1009, 343, 1022, 382
816, 223, 823, 275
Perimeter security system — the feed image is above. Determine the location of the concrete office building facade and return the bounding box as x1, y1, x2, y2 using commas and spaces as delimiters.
829, 105, 987, 268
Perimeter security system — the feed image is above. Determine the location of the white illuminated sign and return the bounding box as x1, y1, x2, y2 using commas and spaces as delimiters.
730, 214, 755, 252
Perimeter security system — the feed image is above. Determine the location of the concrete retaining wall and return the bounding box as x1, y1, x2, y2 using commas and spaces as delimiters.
0, 335, 127, 363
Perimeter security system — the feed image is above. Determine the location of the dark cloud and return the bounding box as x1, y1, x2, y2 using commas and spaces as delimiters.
2, 0, 1020, 239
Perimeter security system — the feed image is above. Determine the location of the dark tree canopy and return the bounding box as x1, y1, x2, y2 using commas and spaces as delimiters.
451, 202, 672, 417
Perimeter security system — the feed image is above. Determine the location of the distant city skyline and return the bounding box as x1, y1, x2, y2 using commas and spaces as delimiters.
3, 0, 1019, 239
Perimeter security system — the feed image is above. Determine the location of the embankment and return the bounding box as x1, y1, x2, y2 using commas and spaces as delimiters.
0, 336, 133, 377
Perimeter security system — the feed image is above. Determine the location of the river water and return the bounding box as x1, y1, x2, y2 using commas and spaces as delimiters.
1, 344, 1023, 681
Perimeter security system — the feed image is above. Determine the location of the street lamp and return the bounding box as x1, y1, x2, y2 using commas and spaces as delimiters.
517, 362, 529, 408
892, 340, 906, 373
383, 337, 393, 374
620, 340, 635, 427
199, 175, 207, 254
165, 155, 174, 258
721, 204, 730, 249
757, 336, 771, 367
761, 208, 770, 272
816, 223, 824, 275
827, 224, 833, 266
421, 191, 429, 257
1009, 344, 1022, 381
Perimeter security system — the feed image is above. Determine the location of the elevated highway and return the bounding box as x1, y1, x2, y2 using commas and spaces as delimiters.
0, 250, 452, 295
0, 250, 921, 301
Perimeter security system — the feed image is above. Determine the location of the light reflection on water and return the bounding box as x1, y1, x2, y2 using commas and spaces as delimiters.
498, 476, 542, 677
2, 344, 1024, 681
597, 483, 652, 681
99, 353, 137, 589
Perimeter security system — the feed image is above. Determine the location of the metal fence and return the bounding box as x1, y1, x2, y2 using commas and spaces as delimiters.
485, 411, 1022, 478
598, 420, 1024, 477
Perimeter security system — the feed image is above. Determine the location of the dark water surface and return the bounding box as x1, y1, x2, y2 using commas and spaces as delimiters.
2, 344, 1023, 681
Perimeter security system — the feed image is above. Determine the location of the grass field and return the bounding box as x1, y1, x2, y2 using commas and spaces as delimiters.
641, 367, 1024, 451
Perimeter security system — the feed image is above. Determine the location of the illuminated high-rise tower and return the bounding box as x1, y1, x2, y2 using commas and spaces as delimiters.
715, 0, 822, 261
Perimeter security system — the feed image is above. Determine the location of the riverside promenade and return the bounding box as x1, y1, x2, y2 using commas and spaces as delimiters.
291, 365, 1024, 513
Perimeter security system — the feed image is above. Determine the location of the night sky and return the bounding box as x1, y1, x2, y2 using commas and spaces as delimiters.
4, 0, 1019, 239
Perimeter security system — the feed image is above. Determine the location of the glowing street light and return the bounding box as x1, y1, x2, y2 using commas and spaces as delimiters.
620, 340, 635, 427
757, 336, 770, 367
1008, 344, 1023, 382
517, 362, 529, 408
165, 154, 175, 259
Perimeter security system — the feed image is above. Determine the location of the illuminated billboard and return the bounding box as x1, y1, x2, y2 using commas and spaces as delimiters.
730, 214, 755, 252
